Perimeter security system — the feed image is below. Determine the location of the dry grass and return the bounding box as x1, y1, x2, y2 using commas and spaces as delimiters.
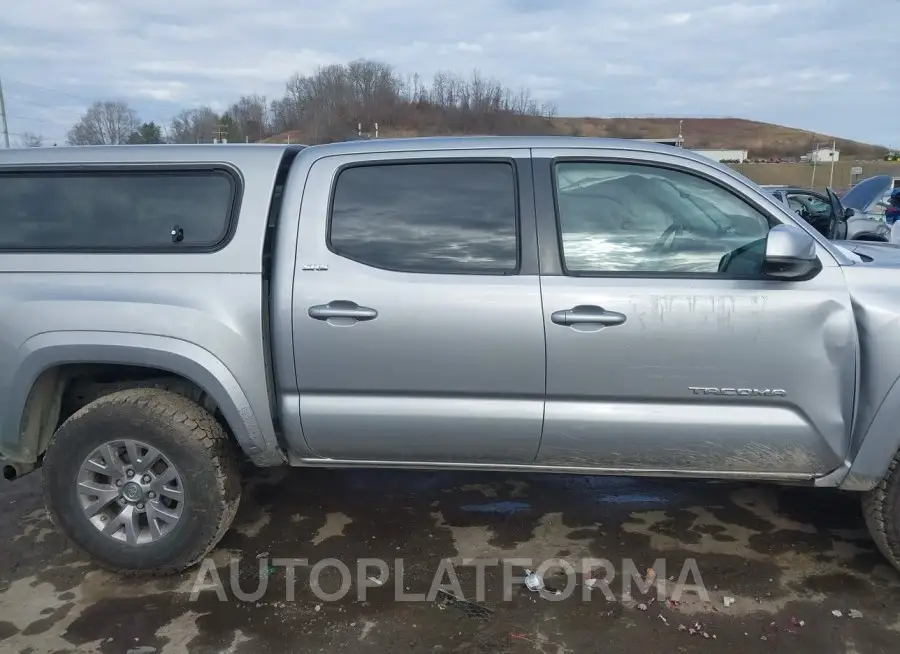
266, 116, 889, 160
729, 161, 900, 192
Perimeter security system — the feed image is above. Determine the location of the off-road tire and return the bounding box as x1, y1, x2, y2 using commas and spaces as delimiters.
42, 388, 241, 576
862, 451, 900, 572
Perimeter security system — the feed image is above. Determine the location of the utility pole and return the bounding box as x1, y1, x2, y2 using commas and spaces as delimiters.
212, 123, 228, 144
811, 141, 819, 188
828, 139, 836, 188
0, 74, 10, 148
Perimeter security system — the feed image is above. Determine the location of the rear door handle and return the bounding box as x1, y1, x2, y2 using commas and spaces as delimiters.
551, 305, 627, 327
308, 301, 378, 321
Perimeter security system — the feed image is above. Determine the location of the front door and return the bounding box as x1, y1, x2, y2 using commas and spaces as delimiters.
825, 188, 848, 240
290, 149, 546, 464
532, 150, 857, 477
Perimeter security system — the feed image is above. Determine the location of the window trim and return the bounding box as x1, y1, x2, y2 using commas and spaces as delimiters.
326, 158, 522, 276
550, 157, 793, 280
0, 163, 243, 254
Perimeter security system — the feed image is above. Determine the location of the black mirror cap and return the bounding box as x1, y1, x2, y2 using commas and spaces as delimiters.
763, 256, 823, 281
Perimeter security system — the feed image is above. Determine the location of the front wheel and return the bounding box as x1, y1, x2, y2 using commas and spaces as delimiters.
42, 388, 241, 576
863, 451, 900, 573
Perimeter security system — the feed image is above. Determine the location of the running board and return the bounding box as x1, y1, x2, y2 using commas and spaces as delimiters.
289, 455, 821, 483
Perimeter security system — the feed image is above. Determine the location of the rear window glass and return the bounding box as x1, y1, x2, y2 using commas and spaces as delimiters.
0, 169, 236, 250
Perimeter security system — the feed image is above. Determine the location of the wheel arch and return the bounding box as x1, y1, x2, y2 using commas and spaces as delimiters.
2, 331, 285, 468
842, 371, 900, 490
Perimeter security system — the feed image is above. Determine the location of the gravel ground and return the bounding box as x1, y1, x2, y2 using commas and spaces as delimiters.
2, 466, 899, 653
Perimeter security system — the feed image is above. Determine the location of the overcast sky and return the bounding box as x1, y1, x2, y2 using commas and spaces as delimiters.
1, 0, 897, 147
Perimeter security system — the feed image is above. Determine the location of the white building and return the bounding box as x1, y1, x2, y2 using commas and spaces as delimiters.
804, 147, 840, 163
692, 149, 749, 163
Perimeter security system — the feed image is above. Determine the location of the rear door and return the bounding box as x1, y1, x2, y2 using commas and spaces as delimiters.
289, 148, 546, 463
532, 147, 857, 478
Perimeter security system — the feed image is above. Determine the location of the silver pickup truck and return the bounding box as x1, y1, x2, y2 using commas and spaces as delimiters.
4, 137, 900, 576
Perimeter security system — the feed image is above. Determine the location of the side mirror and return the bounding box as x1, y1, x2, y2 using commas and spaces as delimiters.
764, 224, 821, 280
844, 207, 858, 220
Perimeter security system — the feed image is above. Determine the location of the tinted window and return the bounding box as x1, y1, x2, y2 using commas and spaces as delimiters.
554, 162, 772, 275
329, 162, 518, 274
0, 170, 235, 250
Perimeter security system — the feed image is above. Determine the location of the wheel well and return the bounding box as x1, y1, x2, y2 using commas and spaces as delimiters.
21, 364, 227, 464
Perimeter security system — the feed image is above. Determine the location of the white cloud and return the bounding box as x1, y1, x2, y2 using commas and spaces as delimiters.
0, 0, 896, 146
661, 13, 693, 26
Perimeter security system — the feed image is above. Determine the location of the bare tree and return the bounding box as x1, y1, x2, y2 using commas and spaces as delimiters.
17, 131, 44, 148
542, 102, 558, 121
67, 100, 140, 145
261, 58, 556, 142
225, 95, 270, 142
168, 106, 220, 143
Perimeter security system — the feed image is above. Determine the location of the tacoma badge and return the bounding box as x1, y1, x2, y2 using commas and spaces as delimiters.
689, 387, 787, 397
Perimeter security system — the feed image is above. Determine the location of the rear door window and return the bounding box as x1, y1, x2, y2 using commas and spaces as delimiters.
328, 161, 519, 274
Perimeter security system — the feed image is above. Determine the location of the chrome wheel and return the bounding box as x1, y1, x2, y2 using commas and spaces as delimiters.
76, 440, 185, 545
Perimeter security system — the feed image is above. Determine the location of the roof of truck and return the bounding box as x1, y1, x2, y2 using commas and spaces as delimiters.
302, 136, 719, 163
0, 142, 303, 165
0, 136, 720, 167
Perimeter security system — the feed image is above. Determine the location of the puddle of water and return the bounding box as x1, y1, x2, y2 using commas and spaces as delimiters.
459, 501, 532, 515
544, 475, 714, 507
594, 493, 668, 505
343, 470, 461, 493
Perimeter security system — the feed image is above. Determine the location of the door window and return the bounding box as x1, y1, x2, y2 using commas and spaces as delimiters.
785, 192, 840, 237
554, 161, 773, 275
329, 161, 519, 274
786, 193, 830, 217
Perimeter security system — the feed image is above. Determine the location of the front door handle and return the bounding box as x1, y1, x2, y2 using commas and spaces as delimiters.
551, 305, 627, 327
308, 301, 378, 321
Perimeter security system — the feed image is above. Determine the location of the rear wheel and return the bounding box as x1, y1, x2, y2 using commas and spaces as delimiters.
42, 388, 241, 576
862, 451, 900, 573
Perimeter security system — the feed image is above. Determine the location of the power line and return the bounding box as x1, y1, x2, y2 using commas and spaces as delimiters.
2, 76, 96, 103
10, 96, 82, 110
7, 113, 59, 126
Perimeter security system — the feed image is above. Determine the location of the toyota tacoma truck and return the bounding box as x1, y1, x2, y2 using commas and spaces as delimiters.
4, 137, 900, 576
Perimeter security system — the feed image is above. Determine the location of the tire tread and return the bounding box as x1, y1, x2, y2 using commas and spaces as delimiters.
863, 448, 900, 572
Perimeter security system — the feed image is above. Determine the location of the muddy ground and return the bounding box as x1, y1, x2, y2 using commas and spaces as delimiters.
2, 466, 899, 653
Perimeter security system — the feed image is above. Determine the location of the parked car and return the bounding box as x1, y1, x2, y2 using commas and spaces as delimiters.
6, 138, 900, 576
840, 174, 900, 221
762, 184, 890, 242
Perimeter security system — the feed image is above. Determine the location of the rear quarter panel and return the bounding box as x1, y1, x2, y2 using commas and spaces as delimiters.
0, 148, 287, 466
